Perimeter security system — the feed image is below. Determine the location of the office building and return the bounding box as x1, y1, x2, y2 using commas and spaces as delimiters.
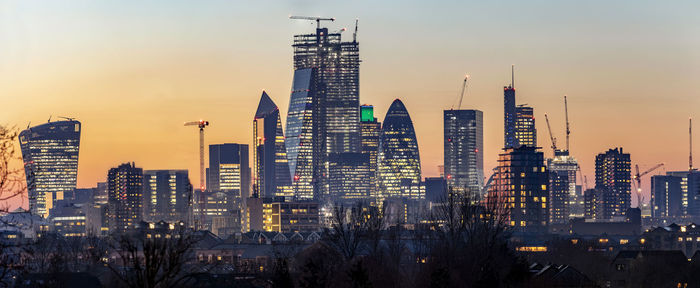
378, 99, 423, 201
444, 109, 484, 193
253, 91, 292, 199
108, 162, 143, 233
515, 105, 536, 147
595, 148, 632, 219
19, 120, 81, 218
424, 177, 447, 203
360, 104, 381, 198
504, 85, 517, 148
328, 152, 372, 203
207, 143, 250, 199
650, 175, 683, 220
143, 170, 192, 223
487, 146, 549, 233
247, 199, 320, 233
662, 170, 700, 217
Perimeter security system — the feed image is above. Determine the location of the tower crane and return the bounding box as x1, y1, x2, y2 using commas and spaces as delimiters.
564, 95, 571, 152
455, 75, 469, 109
184, 120, 210, 191
544, 113, 557, 155
632, 163, 664, 208
289, 15, 335, 29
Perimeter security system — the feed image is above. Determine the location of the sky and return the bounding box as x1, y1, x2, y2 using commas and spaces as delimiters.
1, 0, 700, 208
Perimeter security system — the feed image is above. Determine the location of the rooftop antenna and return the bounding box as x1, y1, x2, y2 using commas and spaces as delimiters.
353, 18, 358, 42
691, 118, 694, 171
565, 95, 570, 152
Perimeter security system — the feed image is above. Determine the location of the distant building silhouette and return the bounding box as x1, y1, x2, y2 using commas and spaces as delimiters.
378, 99, 423, 201
19, 120, 81, 218
444, 109, 483, 193
108, 162, 143, 233
253, 91, 292, 199
594, 148, 631, 219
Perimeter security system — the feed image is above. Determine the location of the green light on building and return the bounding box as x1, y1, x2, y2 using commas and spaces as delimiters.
361, 105, 374, 122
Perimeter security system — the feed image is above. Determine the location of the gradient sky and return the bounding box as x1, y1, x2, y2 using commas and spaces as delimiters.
2, 0, 700, 208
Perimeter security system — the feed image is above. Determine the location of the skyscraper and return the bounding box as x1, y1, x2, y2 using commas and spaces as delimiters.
503, 86, 517, 148
444, 109, 484, 193
207, 143, 250, 199
650, 175, 683, 220
328, 152, 371, 203
360, 104, 381, 198
286, 68, 323, 200
142, 170, 192, 223
108, 162, 143, 233
595, 148, 631, 219
286, 23, 361, 201
488, 146, 549, 233
515, 105, 536, 147
548, 170, 569, 224
19, 120, 81, 218
253, 91, 292, 199
378, 99, 423, 201
547, 150, 579, 219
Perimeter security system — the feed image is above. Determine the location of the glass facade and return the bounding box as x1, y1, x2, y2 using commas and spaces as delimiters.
515, 105, 536, 147
547, 151, 579, 219
360, 104, 381, 199
378, 99, 423, 201
253, 91, 292, 199
443, 109, 483, 194
328, 152, 371, 203
207, 143, 250, 199
19, 120, 81, 218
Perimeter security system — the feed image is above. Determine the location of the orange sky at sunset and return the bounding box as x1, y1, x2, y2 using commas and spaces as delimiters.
2, 1, 700, 209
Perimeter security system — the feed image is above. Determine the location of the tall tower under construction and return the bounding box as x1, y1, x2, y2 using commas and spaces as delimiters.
286, 22, 361, 201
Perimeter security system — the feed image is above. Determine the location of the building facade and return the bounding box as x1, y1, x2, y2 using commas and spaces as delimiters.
108, 162, 143, 233
515, 105, 536, 147
208, 143, 250, 199
328, 152, 372, 204
503, 85, 517, 148
650, 175, 683, 220
142, 170, 192, 223
488, 146, 549, 233
549, 169, 570, 224
547, 151, 579, 218
253, 91, 292, 199
360, 104, 381, 198
595, 148, 632, 219
19, 120, 81, 218
378, 99, 423, 201
444, 109, 484, 193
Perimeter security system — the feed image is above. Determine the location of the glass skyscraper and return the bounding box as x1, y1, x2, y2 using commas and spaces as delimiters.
360, 105, 381, 199
253, 91, 292, 199
503, 86, 517, 148
443, 109, 483, 194
328, 152, 371, 204
378, 99, 423, 201
207, 143, 250, 199
19, 120, 81, 218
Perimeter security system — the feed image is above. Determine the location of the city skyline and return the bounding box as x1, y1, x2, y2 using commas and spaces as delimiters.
2, 1, 699, 209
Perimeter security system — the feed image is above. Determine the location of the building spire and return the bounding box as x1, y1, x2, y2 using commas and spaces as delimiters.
511, 64, 515, 88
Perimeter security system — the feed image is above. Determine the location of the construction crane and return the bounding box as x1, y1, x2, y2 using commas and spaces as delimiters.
544, 113, 558, 155
564, 95, 571, 151
632, 163, 664, 208
289, 15, 335, 29
353, 18, 359, 42
184, 120, 210, 191
690, 118, 694, 171
455, 75, 469, 109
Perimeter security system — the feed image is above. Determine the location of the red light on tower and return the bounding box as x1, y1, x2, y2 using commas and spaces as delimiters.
294, 175, 300, 181
446, 174, 452, 180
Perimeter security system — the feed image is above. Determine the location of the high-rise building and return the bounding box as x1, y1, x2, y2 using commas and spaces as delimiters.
547, 150, 579, 219
360, 105, 381, 198
594, 148, 631, 219
378, 99, 423, 201
515, 105, 536, 147
286, 24, 361, 201
253, 91, 292, 199
286, 68, 324, 200
664, 170, 700, 217
650, 175, 683, 220
584, 188, 609, 221
207, 143, 250, 199
328, 152, 371, 203
503, 85, 517, 148
444, 109, 484, 193
424, 177, 447, 203
292, 24, 360, 155
19, 120, 81, 218
548, 170, 569, 224
488, 146, 549, 233
142, 170, 192, 223
108, 162, 143, 233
